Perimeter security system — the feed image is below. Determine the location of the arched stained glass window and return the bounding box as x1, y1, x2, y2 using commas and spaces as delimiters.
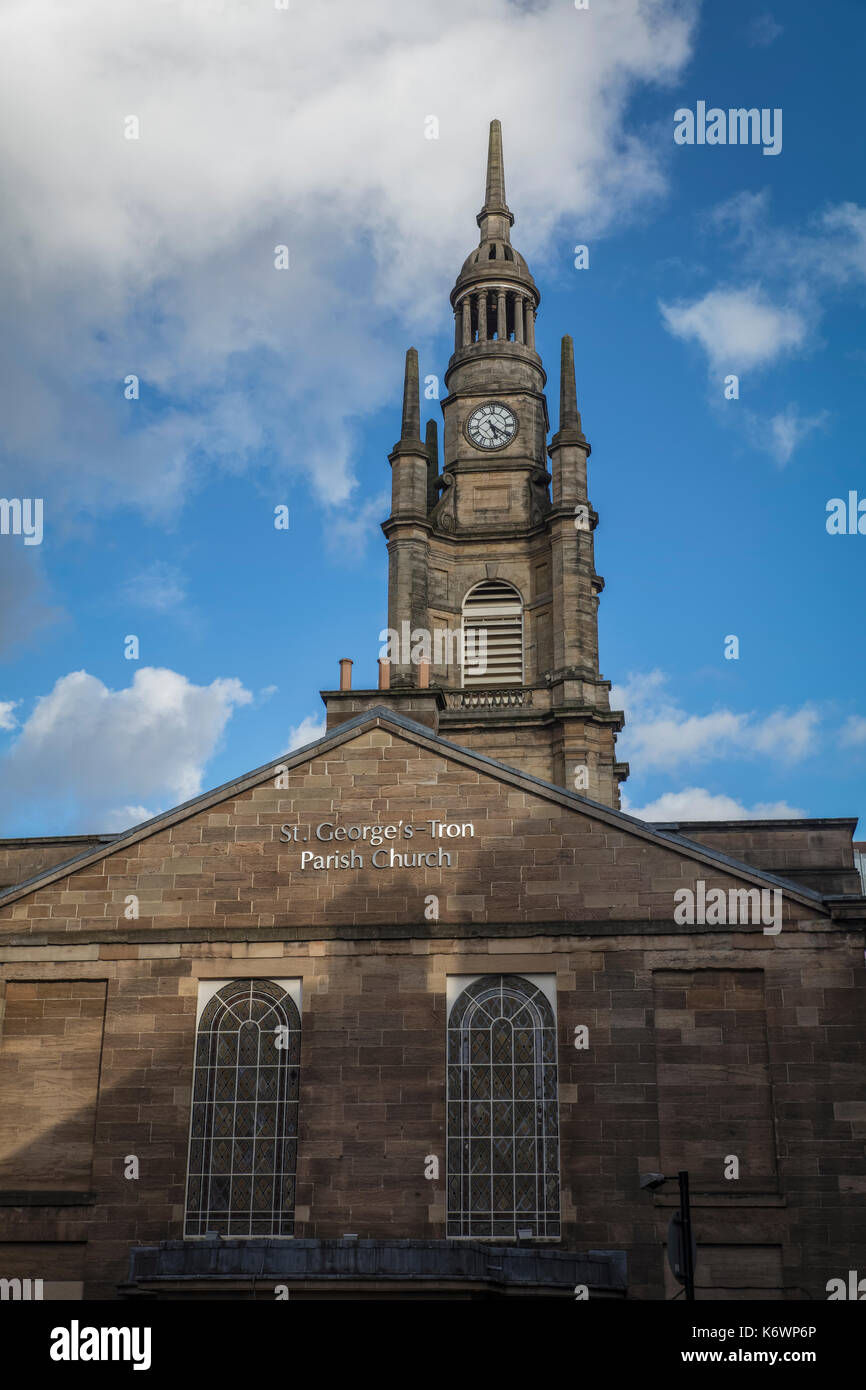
185, 979, 300, 1238
447, 975, 560, 1238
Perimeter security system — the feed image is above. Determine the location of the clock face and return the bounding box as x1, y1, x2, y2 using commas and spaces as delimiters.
466, 402, 517, 450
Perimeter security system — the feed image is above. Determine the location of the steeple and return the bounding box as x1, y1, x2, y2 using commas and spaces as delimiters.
449, 120, 540, 360
477, 118, 514, 241
371, 121, 627, 806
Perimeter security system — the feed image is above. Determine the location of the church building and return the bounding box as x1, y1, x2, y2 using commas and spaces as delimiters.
0, 122, 863, 1301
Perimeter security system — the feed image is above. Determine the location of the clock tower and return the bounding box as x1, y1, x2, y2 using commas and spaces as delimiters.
378, 120, 628, 807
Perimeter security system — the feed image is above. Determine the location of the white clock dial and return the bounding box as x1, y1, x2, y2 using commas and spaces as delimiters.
466, 402, 517, 450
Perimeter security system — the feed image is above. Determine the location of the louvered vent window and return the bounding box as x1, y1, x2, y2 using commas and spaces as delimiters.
462, 579, 524, 688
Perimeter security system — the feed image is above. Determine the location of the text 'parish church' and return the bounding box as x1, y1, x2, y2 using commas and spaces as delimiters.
0, 123, 863, 1301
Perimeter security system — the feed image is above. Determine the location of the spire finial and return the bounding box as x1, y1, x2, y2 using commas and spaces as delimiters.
484, 119, 507, 213
477, 119, 514, 238
559, 335, 583, 433
400, 347, 420, 442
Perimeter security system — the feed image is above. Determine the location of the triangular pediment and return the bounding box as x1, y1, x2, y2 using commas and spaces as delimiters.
0, 706, 827, 927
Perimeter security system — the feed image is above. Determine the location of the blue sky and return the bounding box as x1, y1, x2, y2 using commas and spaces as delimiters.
1, 0, 864, 836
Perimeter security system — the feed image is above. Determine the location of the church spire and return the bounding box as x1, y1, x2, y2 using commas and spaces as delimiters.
450, 121, 538, 359
477, 118, 514, 242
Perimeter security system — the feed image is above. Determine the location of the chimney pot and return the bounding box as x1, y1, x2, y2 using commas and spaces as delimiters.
339, 658, 353, 692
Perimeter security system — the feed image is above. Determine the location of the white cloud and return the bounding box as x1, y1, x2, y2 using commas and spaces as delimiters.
610, 670, 819, 770
104, 804, 159, 831
0, 700, 18, 730
0, 666, 252, 832
659, 287, 806, 373
816, 202, 866, 283
755, 404, 829, 466
623, 788, 803, 820
327, 491, 391, 561
119, 561, 188, 614
746, 13, 783, 48
710, 192, 866, 292
671, 193, 866, 462
745, 707, 820, 760
623, 708, 745, 767
286, 715, 326, 752
0, 0, 696, 531
842, 716, 866, 746
705, 189, 771, 242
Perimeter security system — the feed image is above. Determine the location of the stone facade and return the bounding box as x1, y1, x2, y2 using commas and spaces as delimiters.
0, 711, 863, 1300
0, 121, 863, 1303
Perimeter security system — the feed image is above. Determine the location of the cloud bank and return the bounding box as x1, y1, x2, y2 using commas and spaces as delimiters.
0, 0, 696, 531
611, 670, 819, 772
0, 666, 252, 832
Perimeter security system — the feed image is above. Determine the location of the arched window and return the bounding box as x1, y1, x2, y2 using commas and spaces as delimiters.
461, 579, 524, 687
447, 975, 560, 1238
185, 979, 300, 1238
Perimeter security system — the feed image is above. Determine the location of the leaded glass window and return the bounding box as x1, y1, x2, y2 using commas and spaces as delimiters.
447, 975, 560, 1238
185, 979, 300, 1237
